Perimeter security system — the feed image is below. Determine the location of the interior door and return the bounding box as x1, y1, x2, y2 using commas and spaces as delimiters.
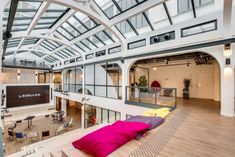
197, 73, 213, 99
190, 73, 214, 99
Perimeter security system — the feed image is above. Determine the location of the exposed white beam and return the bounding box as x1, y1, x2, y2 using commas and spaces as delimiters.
14, 1, 51, 56
110, 0, 166, 25
48, 0, 125, 44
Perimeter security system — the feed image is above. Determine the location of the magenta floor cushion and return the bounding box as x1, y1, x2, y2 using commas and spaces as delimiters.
72, 121, 150, 157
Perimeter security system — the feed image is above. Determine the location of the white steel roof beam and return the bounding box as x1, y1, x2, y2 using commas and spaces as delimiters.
14, 1, 51, 56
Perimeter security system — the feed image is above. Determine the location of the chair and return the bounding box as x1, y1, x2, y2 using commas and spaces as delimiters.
51, 114, 56, 121
57, 114, 64, 122
28, 132, 39, 143
8, 130, 15, 139
68, 118, 73, 127
8, 122, 17, 131
54, 122, 69, 135
15, 132, 26, 141
42, 130, 50, 140
45, 115, 50, 118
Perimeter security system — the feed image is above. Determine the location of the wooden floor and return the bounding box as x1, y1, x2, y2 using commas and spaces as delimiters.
3, 105, 81, 156
128, 98, 235, 157
158, 98, 235, 157
4, 98, 235, 157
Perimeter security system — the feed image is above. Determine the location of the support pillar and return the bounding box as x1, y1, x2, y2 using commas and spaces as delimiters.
61, 98, 67, 116
220, 45, 235, 117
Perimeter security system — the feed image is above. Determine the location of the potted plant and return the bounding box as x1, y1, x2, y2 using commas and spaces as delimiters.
183, 78, 191, 99
138, 75, 148, 95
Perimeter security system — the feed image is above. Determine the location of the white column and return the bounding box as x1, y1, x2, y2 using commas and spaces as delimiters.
61, 98, 67, 116
81, 104, 85, 129
82, 67, 85, 95
220, 45, 235, 117
121, 61, 129, 103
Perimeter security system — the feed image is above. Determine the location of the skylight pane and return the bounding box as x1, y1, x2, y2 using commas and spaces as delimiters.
68, 16, 87, 34
115, 0, 137, 11
129, 13, 151, 34
34, 3, 68, 30
96, 30, 113, 44
62, 22, 80, 37
115, 20, 136, 38
11, 1, 42, 31
88, 35, 104, 48
105, 29, 118, 42
75, 42, 90, 52
57, 27, 74, 40
94, 0, 119, 18
166, 0, 193, 24
147, 4, 170, 30
81, 39, 97, 50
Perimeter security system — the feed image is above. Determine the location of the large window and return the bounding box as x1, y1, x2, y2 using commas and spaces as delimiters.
63, 67, 83, 93
178, 0, 214, 14
84, 61, 122, 99
84, 104, 121, 128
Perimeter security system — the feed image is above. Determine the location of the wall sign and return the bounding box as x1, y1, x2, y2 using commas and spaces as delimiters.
6, 85, 49, 108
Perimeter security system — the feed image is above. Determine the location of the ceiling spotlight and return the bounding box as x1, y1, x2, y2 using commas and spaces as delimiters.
164, 33, 171, 40
153, 37, 160, 43
153, 67, 157, 70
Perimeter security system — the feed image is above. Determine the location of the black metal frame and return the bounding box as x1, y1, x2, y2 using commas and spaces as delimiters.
2, 0, 19, 59
108, 45, 121, 54
127, 39, 146, 50
181, 20, 217, 37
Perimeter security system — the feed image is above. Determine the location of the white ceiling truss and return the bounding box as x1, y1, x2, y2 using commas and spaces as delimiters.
1, 0, 220, 68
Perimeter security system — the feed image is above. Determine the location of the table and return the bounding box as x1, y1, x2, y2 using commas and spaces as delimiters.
24, 116, 35, 130
28, 132, 39, 143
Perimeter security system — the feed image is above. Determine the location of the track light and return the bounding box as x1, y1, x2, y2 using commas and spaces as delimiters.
153, 37, 160, 43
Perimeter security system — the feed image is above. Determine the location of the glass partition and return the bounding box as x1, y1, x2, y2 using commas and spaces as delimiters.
84, 104, 121, 128
84, 61, 122, 99
126, 86, 177, 109
63, 67, 83, 93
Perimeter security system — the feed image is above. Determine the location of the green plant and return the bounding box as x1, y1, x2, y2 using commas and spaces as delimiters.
138, 75, 148, 92
184, 78, 191, 89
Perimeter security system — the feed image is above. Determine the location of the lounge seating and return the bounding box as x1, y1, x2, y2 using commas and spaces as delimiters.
143, 107, 170, 118
15, 132, 26, 141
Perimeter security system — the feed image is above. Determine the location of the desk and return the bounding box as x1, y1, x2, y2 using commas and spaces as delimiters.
24, 116, 35, 130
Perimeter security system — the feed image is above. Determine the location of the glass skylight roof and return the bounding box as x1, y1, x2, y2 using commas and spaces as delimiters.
54, 12, 99, 41
94, 0, 146, 19
2, 0, 216, 65
22, 38, 39, 46
39, 39, 62, 51
5, 1, 42, 32
34, 3, 69, 30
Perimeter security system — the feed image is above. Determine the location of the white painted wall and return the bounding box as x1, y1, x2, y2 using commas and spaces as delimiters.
1, 68, 46, 84
135, 60, 220, 100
